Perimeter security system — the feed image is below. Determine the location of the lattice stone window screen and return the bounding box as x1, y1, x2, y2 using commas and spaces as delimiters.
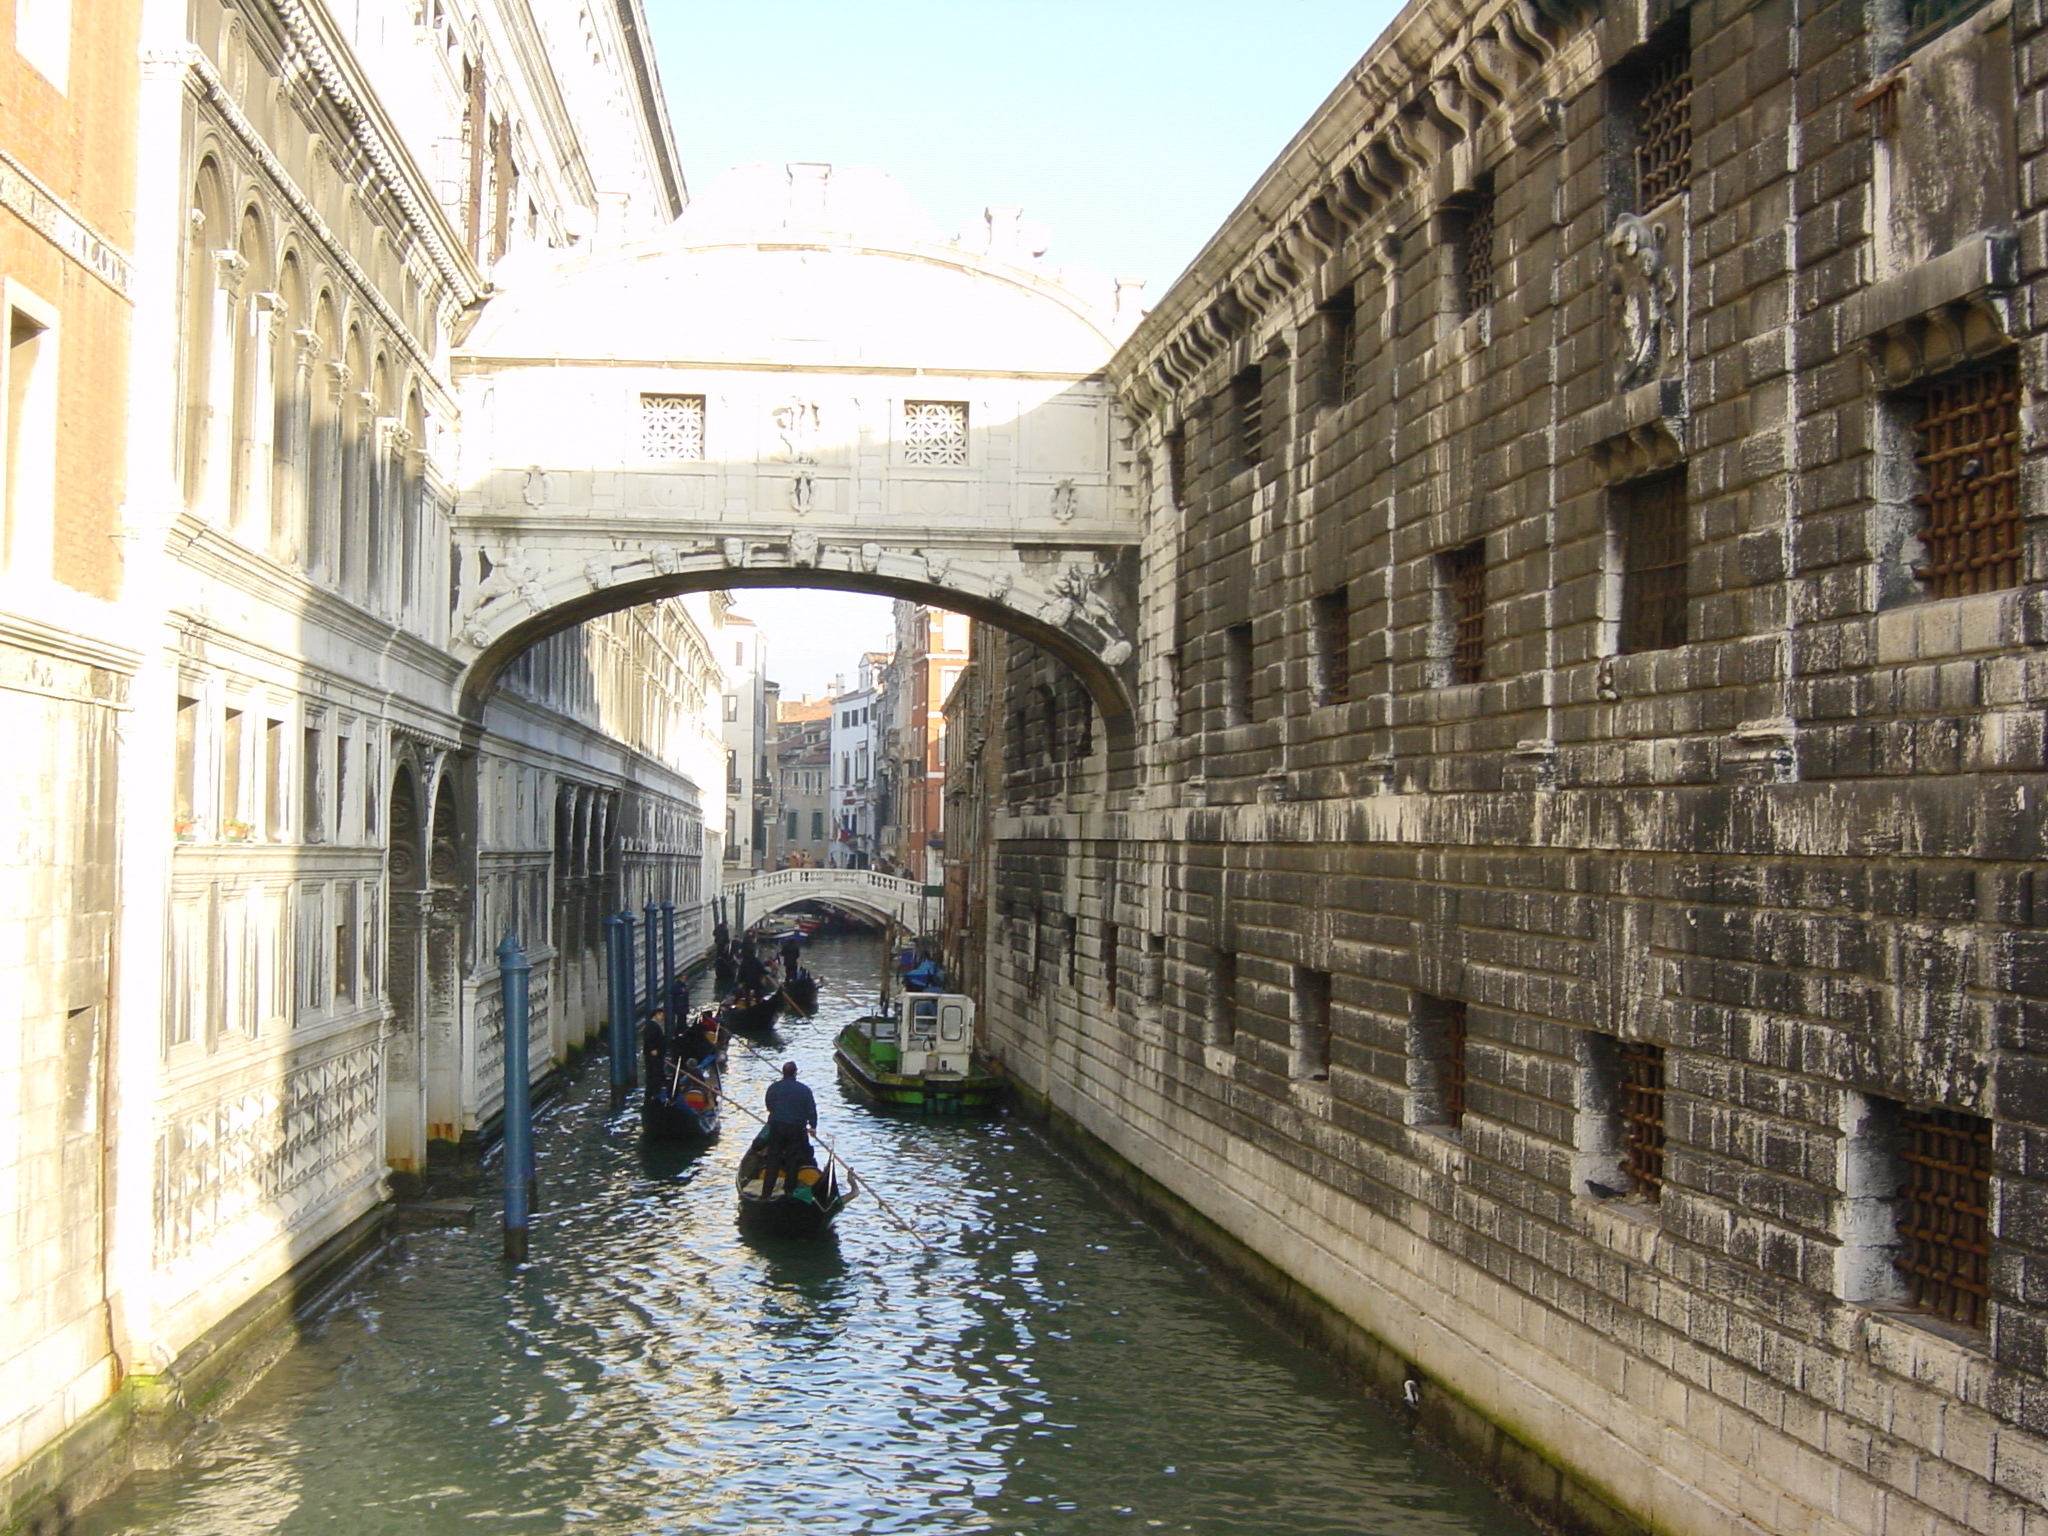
1634, 47, 1693, 208
640, 393, 706, 461
1899, 1105, 1993, 1330
903, 400, 968, 465
1912, 356, 2024, 597
1620, 1040, 1667, 1201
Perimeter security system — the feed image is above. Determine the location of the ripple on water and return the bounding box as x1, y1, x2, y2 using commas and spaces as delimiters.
71, 935, 1542, 1536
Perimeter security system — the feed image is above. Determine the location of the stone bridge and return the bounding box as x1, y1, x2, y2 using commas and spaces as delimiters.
722, 866, 933, 931
447, 164, 1147, 740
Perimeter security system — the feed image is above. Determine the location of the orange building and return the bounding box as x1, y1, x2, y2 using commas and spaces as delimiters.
2, 0, 142, 1521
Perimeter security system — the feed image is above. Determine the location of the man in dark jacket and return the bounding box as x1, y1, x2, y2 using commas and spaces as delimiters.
759, 1062, 818, 1198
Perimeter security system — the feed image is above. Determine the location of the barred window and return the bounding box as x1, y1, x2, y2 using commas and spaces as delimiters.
1164, 426, 1189, 507
1619, 1041, 1667, 1200
1454, 183, 1496, 315
1911, 356, 2024, 598
1906, 0, 1992, 48
903, 400, 968, 465
1224, 622, 1254, 726
640, 393, 705, 460
1321, 291, 1360, 406
1207, 948, 1238, 1047
1232, 365, 1265, 469
1616, 471, 1689, 653
1441, 541, 1487, 684
1291, 966, 1332, 1081
1899, 1105, 1993, 1330
1409, 994, 1468, 1131
1312, 585, 1351, 704
1633, 47, 1693, 208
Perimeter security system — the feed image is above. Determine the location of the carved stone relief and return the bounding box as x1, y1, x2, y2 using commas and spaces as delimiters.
1607, 213, 1677, 391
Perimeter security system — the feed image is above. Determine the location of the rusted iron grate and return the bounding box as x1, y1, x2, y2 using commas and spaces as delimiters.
1620, 1041, 1667, 1200
1635, 48, 1693, 209
1443, 999, 1469, 1127
1913, 356, 2024, 598
1445, 541, 1487, 683
1899, 1105, 1993, 1330
1459, 191, 1496, 314
1618, 472, 1688, 653
1234, 366, 1265, 467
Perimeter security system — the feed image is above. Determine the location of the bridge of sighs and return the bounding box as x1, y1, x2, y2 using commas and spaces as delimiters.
448, 162, 1149, 741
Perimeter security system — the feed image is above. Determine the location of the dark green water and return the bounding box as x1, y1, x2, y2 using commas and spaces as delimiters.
77, 936, 1539, 1536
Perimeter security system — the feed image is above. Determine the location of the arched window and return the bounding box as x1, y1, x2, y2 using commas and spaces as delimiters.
307, 292, 340, 581
229, 205, 270, 538
401, 388, 426, 624
180, 161, 229, 509
338, 325, 368, 597
270, 255, 307, 559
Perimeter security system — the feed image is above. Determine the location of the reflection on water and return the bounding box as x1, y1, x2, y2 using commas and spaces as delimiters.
76, 935, 1540, 1536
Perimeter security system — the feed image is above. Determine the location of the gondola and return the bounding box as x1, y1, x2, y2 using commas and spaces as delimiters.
735, 1130, 854, 1236
780, 967, 819, 1017
719, 989, 784, 1035
641, 1052, 722, 1141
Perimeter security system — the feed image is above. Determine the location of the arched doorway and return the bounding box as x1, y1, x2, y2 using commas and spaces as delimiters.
383, 764, 427, 1177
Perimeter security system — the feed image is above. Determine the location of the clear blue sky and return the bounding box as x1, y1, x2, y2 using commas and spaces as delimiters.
640, 0, 1405, 697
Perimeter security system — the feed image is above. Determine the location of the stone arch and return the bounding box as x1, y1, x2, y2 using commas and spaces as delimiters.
383, 761, 429, 1177
421, 759, 469, 1150
455, 565, 1136, 754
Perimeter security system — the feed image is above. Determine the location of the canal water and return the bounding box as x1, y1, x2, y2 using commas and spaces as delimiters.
76, 935, 1541, 1536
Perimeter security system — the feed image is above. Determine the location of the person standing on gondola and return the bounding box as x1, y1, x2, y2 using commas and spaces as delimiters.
641, 1009, 670, 1094
779, 935, 802, 977
759, 1062, 817, 1198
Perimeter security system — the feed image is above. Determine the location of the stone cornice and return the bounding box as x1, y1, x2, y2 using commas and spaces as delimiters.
1113, 0, 1587, 405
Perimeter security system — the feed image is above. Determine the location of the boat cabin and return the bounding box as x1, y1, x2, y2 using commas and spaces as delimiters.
870, 992, 976, 1076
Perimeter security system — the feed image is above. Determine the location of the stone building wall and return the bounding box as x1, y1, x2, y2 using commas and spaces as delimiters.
965, 0, 2048, 1532
1, 1, 716, 1524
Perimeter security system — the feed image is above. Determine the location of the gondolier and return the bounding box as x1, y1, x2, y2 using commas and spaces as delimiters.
760, 1062, 818, 1198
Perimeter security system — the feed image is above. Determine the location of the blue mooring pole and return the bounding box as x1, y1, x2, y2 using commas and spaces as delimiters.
605, 911, 634, 1104
499, 931, 534, 1263
642, 900, 661, 1022
660, 901, 678, 1015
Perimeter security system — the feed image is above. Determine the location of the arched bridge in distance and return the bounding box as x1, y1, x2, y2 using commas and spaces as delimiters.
722, 866, 934, 931
448, 163, 1147, 747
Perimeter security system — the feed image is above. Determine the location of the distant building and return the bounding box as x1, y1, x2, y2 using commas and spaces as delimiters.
772, 695, 833, 867
718, 611, 773, 873
879, 604, 968, 885
828, 654, 887, 868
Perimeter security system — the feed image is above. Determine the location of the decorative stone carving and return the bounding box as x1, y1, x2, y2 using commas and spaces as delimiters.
1050, 477, 1078, 523
790, 468, 816, 514
721, 536, 746, 568
214, 248, 250, 296
923, 549, 952, 584
1607, 213, 1676, 390
522, 467, 550, 508
987, 569, 1013, 601
858, 541, 883, 574
649, 543, 681, 576
789, 530, 819, 567
773, 398, 820, 462
584, 555, 611, 592
1049, 559, 1133, 667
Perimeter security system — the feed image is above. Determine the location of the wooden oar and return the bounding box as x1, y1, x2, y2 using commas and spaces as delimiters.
776, 983, 812, 1019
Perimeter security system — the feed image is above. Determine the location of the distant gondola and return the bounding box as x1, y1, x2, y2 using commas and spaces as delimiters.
780, 968, 819, 1016
641, 1052, 722, 1142
735, 1130, 854, 1236
720, 989, 784, 1035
